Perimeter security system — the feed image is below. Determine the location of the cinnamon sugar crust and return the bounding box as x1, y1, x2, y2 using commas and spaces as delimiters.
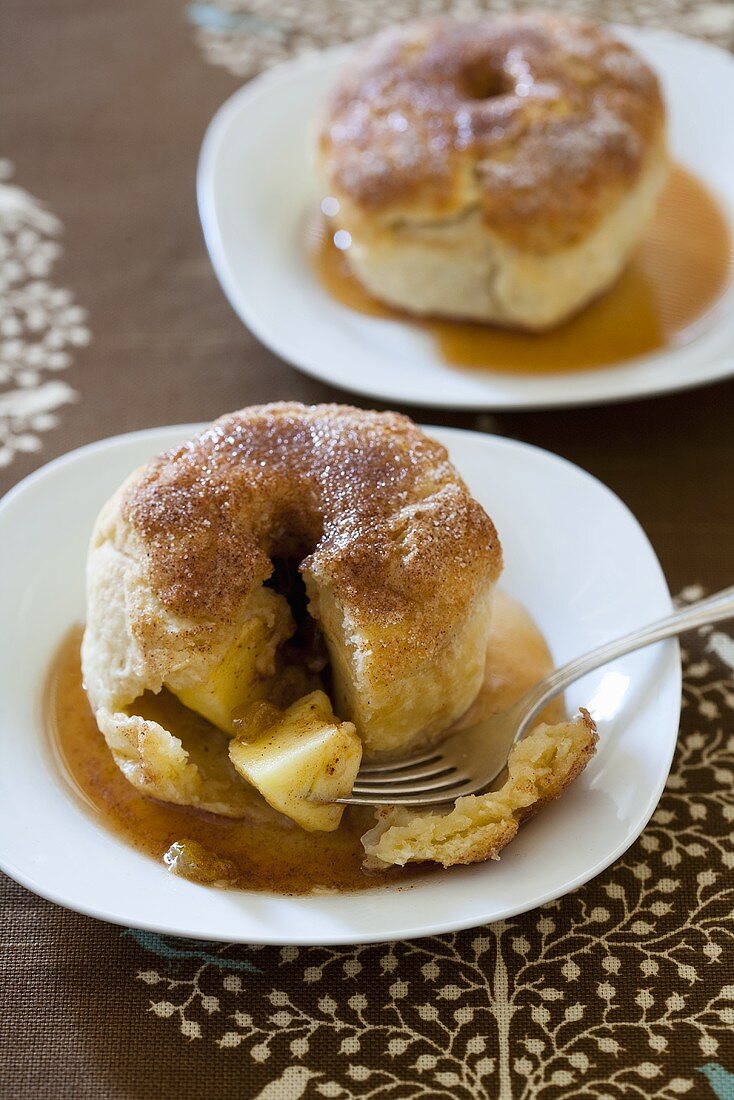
318, 14, 665, 251
124, 403, 501, 658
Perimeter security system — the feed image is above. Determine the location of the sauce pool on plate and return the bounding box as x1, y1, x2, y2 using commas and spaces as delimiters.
46, 592, 561, 895
308, 166, 733, 375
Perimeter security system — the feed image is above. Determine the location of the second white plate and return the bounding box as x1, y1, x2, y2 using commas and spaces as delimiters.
197, 26, 734, 409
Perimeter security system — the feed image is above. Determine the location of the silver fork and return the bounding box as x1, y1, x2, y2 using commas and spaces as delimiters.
337, 586, 734, 807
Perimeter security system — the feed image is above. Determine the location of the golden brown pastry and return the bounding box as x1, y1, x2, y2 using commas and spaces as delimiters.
81, 403, 502, 826
317, 14, 668, 330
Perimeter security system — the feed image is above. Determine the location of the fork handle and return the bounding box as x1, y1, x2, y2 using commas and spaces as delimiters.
517, 585, 734, 739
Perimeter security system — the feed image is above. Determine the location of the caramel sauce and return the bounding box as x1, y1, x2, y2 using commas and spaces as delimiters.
309, 166, 732, 374
46, 592, 558, 895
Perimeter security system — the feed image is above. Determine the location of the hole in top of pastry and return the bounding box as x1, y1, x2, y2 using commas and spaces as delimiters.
460, 64, 507, 101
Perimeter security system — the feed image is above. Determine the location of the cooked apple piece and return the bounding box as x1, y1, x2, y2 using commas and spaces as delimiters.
229, 691, 362, 832
173, 587, 294, 733
164, 839, 238, 886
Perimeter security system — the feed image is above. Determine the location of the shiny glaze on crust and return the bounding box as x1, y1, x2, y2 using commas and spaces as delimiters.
309, 166, 733, 373
47, 593, 561, 894
318, 14, 665, 250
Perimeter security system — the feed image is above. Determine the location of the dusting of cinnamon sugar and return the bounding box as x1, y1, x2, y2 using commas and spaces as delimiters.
318, 14, 664, 249
309, 165, 732, 374
46, 592, 556, 894
123, 404, 501, 626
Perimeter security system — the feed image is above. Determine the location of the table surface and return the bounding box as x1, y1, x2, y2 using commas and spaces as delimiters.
2, 2, 733, 1098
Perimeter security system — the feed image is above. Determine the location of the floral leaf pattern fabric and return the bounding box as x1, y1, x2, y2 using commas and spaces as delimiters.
0, 161, 90, 468
186, 0, 734, 80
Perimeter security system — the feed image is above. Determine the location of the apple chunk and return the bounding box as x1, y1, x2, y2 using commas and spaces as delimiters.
172, 587, 294, 733
229, 692, 362, 831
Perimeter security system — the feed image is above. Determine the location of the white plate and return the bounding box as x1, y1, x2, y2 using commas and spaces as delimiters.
0, 425, 680, 944
197, 27, 734, 409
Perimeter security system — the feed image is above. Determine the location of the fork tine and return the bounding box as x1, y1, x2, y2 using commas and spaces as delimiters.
338, 777, 475, 806
354, 761, 454, 786
358, 752, 442, 775
351, 771, 470, 797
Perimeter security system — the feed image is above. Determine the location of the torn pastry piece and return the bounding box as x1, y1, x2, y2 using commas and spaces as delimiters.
361, 711, 597, 868
81, 402, 501, 826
